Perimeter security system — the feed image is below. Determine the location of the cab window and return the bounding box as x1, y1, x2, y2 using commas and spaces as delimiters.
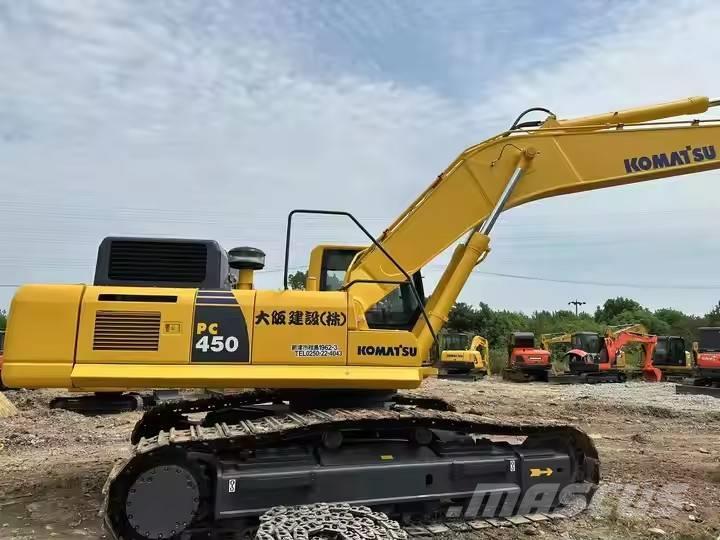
320, 249, 358, 291
365, 278, 423, 329
319, 248, 425, 330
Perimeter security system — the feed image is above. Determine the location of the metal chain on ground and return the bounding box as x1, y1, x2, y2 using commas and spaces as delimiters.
256, 503, 408, 540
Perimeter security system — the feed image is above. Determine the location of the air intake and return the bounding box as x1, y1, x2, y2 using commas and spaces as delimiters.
94, 237, 231, 289
93, 311, 161, 351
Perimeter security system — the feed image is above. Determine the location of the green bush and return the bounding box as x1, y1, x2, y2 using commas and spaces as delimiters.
488, 348, 507, 375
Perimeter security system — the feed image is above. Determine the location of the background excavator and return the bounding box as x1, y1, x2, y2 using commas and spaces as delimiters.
650, 336, 692, 381
439, 333, 489, 378
689, 327, 720, 386
3, 96, 720, 540
502, 332, 552, 382
552, 324, 660, 383
540, 332, 572, 353
540, 331, 572, 373
676, 328, 720, 396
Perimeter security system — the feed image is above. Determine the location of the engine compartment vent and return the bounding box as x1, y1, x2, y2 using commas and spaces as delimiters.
93, 311, 161, 351
94, 237, 231, 289
109, 240, 206, 282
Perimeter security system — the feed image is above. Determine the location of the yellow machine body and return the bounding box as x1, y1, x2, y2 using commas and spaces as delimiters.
3, 282, 426, 390
440, 335, 489, 372
4, 96, 720, 393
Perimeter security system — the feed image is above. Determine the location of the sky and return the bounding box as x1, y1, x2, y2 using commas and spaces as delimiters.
1, 0, 720, 316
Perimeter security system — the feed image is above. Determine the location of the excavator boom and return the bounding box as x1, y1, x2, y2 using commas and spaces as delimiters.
541, 332, 572, 350
346, 97, 720, 356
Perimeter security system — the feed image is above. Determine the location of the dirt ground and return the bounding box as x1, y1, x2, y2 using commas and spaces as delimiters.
0, 380, 719, 540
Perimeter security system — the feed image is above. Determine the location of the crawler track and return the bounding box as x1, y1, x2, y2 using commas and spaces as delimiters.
676, 383, 720, 398
104, 392, 599, 540
256, 502, 572, 540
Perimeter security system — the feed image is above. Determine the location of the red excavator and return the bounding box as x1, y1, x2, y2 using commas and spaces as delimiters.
691, 327, 720, 385
555, 325, 659, 383
502, 332, 552, 382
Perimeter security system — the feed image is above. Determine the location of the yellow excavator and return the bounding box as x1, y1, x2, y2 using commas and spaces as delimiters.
4, 96, 720, 539
439, 334, 490, 378
540, 332, 572, 353
540, 332, 573, 375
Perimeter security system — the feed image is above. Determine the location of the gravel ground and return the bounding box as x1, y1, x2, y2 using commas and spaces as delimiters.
0, 380, 719, 540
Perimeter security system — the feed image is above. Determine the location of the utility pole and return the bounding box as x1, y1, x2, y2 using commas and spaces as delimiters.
568, 299, 586, 316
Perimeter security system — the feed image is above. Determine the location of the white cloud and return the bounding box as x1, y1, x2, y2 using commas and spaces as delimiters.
1, 0, 720, 316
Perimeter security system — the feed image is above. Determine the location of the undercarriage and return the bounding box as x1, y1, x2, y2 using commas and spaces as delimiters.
502, 367, 550, 383
676, 369, 720, 398
437, 365, 486, 381
103, 391, 599, 540
547, 370, 627, 384
687, 368, 720, 386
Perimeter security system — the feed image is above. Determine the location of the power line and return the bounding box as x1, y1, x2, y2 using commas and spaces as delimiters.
470, 270, 720, 290
2, 267, 720, 291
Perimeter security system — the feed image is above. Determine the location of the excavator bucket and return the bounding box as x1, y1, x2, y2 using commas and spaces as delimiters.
0, 392, 17, 417
643, 366, 663, 383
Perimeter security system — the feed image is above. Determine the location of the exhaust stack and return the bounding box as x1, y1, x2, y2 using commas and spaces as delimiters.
228, 247, 266, 290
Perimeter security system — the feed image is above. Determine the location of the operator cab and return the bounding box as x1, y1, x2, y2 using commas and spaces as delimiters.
566, 331, 606, 369
652, 336, 686, 367
441, 332, 471, 352
697, 327, 720, 353
306, 245, 425, 331
571, 332, 602, 355
508, 332, 536, 356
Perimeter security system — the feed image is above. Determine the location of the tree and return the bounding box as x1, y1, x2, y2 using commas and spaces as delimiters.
490, 309, 530, 346
705, 300, 720, 326
654, 308, 686, 327
441, 296, 715, 354
655, 308, 702, 344
594, 297, 643, 322
288, 270, 308, 290
607, 308, 670, 336
0, 309, 6, 331
446, 302, 477, 333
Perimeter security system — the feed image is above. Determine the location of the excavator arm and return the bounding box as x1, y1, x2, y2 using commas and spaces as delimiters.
605, 328, 660, 381
345, 96, 720, 358
540, 332, 572, 351
470, 335, 489, 356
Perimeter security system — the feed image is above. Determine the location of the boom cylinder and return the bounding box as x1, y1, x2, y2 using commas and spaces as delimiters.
552, 96, 710, 128
413, 232, 491, 359
414, 151, 534, 359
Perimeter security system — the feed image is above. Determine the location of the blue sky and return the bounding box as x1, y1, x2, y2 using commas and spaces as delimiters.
1, 0, 720, 315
